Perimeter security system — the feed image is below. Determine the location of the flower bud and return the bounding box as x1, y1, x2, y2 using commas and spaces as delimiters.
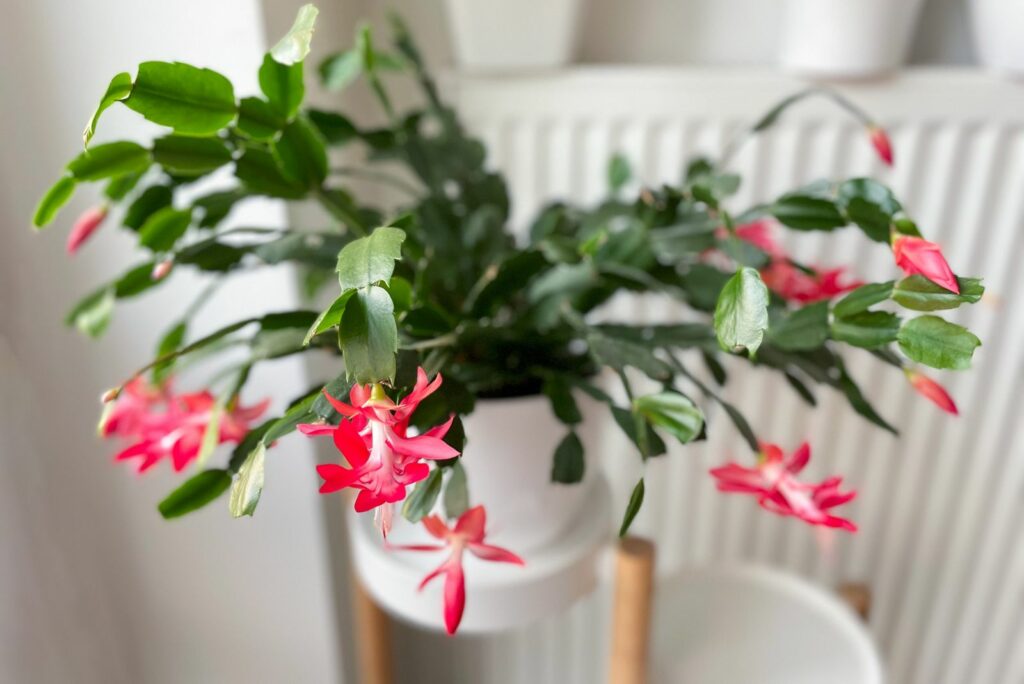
905, 368, 958, 416
892, 234, 960, 294
867, 125, 894, 167
96, 400, 117, 437
67, 205, 108, 254
151, 259, 174, 281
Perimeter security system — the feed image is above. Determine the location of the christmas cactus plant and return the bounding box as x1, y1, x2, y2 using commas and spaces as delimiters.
33, 6, 984, 634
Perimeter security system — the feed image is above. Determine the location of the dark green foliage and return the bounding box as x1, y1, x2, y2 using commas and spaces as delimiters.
39, 8, 985, 527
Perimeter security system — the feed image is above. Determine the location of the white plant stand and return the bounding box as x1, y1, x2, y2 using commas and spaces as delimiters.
651, 565, 884, 684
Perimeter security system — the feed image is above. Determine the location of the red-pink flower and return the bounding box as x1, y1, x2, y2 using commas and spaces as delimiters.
867, 125, 894, 167
391, 505, 524, 635
733, 220, 863, 303
734, 220, 783, 257
67, 205, 108, 254
101, 377, 169, 439
301, 368, 459, 536
761, 261, 863, 304
710, 442, 858, 532
892, 234, 960, 294
905, 368, 958, 416
104, 378, 269, 473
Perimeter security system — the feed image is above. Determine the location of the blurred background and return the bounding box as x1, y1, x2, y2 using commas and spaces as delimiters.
2, 1, 1022, 683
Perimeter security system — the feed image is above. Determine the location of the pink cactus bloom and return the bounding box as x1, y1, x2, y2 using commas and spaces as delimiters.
710, 442, 858, 532
867, 125, 894, 167
104, 378, 269, 473
101, 377, 169, 439
66, 205, 108, 254
301, 368, 459, 536
892, 234, 960, 294
391, 506, 525, 635
761, 261, 863, 304
733, 220, 863, 303
734, 219, 784, 257
905, 368, 958, 416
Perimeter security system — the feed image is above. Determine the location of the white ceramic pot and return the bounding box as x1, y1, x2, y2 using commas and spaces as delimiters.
780, 0, 926, 78
458, 393, 594, 553
970, 0, 1024, 75
444, 0, 585, 70
348, 393, 611, 633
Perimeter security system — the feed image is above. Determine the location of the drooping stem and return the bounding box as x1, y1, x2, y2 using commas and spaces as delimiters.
331, 166, 423, 199
401, 332, 459, 351
316, 186, 369, 236
717, 87, 878, 170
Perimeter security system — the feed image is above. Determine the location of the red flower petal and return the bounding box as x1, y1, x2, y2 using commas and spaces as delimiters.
315, 464, 356, 493
787, 442, 811, 474
906, 369, 959, 416
421, 515, 451, 539
387, 543, 447, 552
454, 505, 487, 543
422, 414, 455, 440
709, 463, 764, 490
467, 542, 525, 565
388, 433, 460, 461
332, 419, 369, 467
398, 462, 431, 488
417, 560, 448, 591
298, 422, 336, 436
354, 489, 385, 512
321, 388, 360, 418
443, 561, 466, 636
348, 384, 371, 408
397, 368, 444, 420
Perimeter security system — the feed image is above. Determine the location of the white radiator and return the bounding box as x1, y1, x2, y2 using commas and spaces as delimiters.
385, 69, 1024, 684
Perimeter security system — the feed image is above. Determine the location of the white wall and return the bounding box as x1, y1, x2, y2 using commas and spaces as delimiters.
332, 0, 978, 68
0, 1, 341, 682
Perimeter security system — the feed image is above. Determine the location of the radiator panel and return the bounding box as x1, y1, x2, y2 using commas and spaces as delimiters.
390, 71, 1024, 684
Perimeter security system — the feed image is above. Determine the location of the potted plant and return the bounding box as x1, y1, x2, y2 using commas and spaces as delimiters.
33, 6, 983, 635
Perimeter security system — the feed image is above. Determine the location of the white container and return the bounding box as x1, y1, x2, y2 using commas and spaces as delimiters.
348, 393, 611, 633
652, 566, 885, 684
444, 0, 585, 70
780, 0, 926, 78
970, 0, 1024, 75
457, 393, 594, 553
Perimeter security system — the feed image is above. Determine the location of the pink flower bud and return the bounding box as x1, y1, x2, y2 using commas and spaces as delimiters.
905, 369, 958, 416
100, 386, 121, 403
867, 125, 894, 167
67, 205, 108, 254
151, 259, 174, 281
892, 234, 960, 294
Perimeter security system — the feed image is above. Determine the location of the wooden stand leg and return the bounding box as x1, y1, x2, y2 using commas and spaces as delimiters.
837, 582, 872, 621
609, 536, 656, 684
354, 579, 393, 684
